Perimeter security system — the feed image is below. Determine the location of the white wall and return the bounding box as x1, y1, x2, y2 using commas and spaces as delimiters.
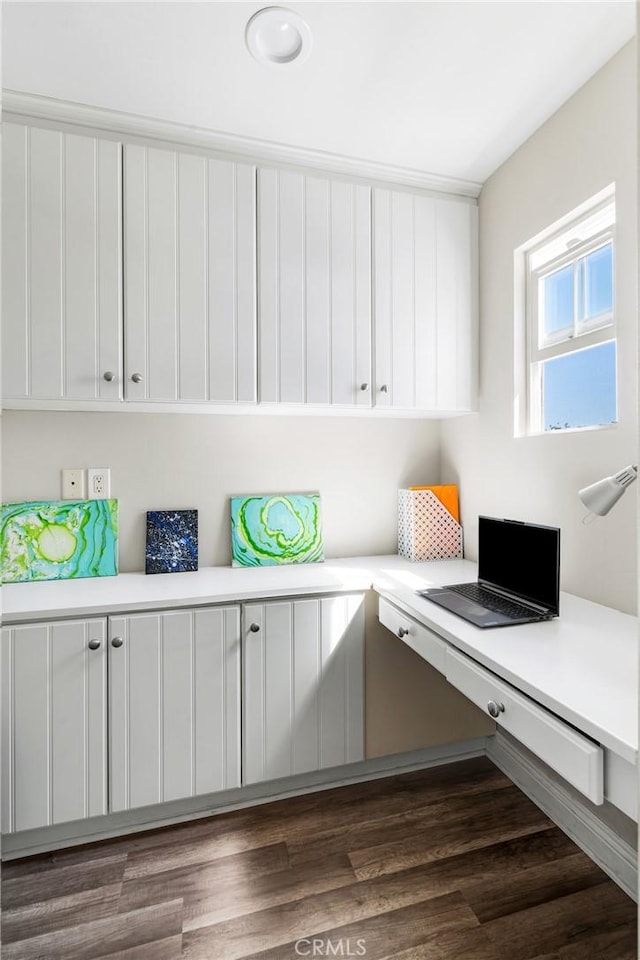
441, 41, 638, 615
1, 411, 441, 572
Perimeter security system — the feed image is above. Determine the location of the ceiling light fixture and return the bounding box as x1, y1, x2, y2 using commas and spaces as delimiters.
245, 7, 312, 65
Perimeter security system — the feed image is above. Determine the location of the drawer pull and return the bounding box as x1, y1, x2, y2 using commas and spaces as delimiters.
487, 700, 505, 718
88, 638, 101, 651
111, 636, 124, 648
397, 626, 409, 638
249, 623, 261, 633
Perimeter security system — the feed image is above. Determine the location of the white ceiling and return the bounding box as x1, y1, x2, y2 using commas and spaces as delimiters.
2, 1, 636, 188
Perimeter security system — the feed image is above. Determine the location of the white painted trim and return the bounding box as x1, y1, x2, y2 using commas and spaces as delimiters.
1, 398, 475, 419
1, 738, 489, 859
487, 731, 637, 902
2, 90, 482, 199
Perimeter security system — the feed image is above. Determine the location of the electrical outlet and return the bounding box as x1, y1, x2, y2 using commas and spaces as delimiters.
87, 468, 111, 499
62, 468, 86, 500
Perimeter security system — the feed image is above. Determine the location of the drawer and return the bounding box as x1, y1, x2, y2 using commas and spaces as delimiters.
378, 598, 446, 674
446, 647, 604, 805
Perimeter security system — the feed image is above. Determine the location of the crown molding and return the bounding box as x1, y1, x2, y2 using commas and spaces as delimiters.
1, 90, 482, 199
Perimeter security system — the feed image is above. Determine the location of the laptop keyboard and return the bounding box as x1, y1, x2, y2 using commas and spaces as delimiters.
450, 582, 539, 619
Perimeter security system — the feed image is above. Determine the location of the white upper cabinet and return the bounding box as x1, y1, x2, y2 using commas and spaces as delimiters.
2, 120, 122, 402
2, 116, 478, 417
124, 144, 257, 403
373, 188, 478, 412
258, 168, 372, 407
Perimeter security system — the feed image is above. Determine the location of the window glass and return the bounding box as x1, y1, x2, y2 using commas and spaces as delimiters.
581, 243, 613, 321
543, 340, 617, 431
543, 265, 573, 340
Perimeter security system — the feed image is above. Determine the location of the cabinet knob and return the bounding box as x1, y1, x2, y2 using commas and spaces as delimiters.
380, 384, 389, 393
249, 623, 261, 633
103, 371, 116, 383
111, 636, 124, 648
88, 638, 101, 650
397, 626, 409, 638
130, 372, 143, 384
487, 700, 505, 719
360, 383, 369, 392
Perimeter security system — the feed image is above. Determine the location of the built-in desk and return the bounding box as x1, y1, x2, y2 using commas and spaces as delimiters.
3, 553, 636, 768
2, 555, 637, 891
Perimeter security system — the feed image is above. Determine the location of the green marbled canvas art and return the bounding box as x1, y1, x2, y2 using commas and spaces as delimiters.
231, 493, 323, 567
1, 499, 119, 583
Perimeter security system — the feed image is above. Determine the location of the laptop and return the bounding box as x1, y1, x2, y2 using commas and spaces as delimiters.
417, 516, 560, 628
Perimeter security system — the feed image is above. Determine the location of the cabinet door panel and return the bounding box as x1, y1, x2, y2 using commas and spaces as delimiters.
434, 199, 478, 411
1, 121, 122, 402
320, 595, 365, 769
258, 169, 371, 407
124, 144, 256, 403
2, 121, 29, 398
243, 595, 364, 785
2, 620, 107, 833
178, 152, 208, 400
373, 188, 477, 412
109, 607, 241, 812
28, 126, 64, 400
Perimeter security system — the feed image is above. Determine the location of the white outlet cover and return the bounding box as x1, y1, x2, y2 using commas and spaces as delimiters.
87, 468, 111, 499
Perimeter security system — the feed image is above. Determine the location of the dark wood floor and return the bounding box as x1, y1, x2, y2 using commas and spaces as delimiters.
1, 756, 636, 960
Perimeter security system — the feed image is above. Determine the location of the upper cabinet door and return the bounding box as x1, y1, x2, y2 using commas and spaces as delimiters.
124, 145, 257, 403
2, 121, 123, 402
373, 189, 478, 412
258, 168, 372, 407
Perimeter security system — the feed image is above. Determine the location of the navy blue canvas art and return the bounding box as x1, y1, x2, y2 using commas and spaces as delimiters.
145, 510, 198, 574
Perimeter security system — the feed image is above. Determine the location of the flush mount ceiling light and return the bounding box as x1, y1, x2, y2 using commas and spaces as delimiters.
246, 7, 312, 65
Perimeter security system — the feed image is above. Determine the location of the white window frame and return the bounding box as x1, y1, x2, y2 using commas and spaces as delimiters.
518, 190, 616, 436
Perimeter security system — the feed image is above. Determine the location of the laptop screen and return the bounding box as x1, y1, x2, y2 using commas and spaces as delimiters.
478, 516, 560, 614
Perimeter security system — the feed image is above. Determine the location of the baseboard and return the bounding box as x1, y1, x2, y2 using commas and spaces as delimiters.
1, 737, 489, 860
487, 731, 638, 902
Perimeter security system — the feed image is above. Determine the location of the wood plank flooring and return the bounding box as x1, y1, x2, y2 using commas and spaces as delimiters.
1, 756, 636, 959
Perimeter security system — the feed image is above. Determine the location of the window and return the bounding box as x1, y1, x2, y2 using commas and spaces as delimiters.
519, 190, 616, 435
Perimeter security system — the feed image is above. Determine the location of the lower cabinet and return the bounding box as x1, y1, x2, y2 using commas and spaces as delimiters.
1, 619, 108, 833
242, 594, 365, 784
109, 606, 241, 812
2, 594, 365, 835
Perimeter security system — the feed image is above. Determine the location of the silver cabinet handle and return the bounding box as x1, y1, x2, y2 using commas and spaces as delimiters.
397, 626, 409, 638
88, 638, 101, 650
103, 371, 116, 382
380, 384, 389, 393
360, 383, 369, 391
487, 700, 505, 718
131, 373, 143, 384
111, 636, 124, 648
249, 623, 261, 633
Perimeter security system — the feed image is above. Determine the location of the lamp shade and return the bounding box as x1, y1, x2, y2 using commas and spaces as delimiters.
578, 464, 638, 516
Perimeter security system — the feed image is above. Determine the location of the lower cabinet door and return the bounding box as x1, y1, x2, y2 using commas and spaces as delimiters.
1, 619, 108, 833
108, 606, 241, 812
243, 594, 365, 785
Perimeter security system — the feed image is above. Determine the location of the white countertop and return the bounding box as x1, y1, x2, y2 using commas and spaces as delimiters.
3, 554, 637, 763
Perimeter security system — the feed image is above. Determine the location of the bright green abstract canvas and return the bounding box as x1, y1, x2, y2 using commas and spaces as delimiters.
231, 493, 323, 567
1, 499, 119, 583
